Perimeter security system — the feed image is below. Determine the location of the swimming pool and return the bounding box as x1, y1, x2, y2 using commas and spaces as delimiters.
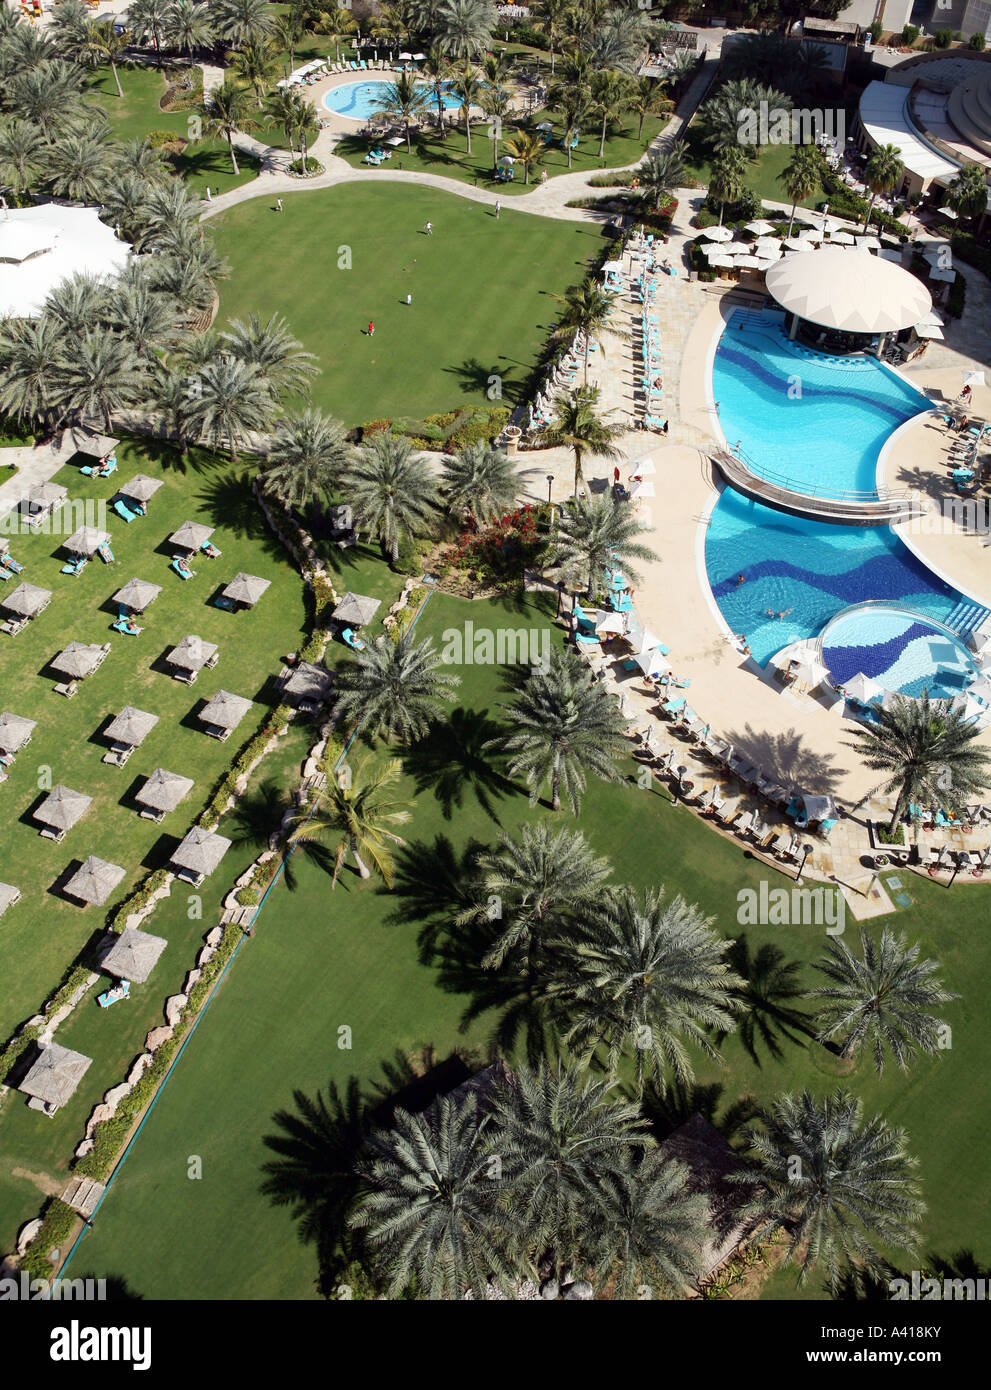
821, 604, 979, 700
323, 79, 463, 121
712, 310, 931, 497
704, 488, 986, 667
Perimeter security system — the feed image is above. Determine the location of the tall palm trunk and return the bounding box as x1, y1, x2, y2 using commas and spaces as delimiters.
111, 60, 123, 99
227, 131, 240, 176
551, 768, 561, 811
405, 118, 412, 154
787, 200, 797, 238
465, 107, 471, 154
573, 446, 584, 498
352, 840, 371, 877
599, 112, 608, 160
864, 193, 877, 233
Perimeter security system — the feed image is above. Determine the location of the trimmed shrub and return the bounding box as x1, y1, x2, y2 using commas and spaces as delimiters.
147, 129, 186, 149
970, 32, 986, 50
20, 1199, 77, 1281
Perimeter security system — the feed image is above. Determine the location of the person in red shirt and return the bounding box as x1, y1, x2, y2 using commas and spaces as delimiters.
368, 321, 375, 336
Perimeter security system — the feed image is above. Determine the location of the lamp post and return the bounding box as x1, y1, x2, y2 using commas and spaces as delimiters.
796, 843, 814, 884
547, 473, 554, 503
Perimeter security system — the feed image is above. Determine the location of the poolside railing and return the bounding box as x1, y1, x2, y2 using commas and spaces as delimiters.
723, 441, 917, 506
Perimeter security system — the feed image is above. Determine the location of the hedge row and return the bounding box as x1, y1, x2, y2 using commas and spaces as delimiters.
356, 405, 510, 453
20, 1199, 77, 1281
0, 962, 93, 1089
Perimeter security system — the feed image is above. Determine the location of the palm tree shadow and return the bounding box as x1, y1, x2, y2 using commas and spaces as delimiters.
384, 833, 487, 962
192, 471, 284, 556
401, 706, 519, 823
720, 936, 817, 1067
442, 357, 521, 404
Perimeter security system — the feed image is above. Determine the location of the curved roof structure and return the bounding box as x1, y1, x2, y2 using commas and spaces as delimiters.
0, 205, 130, 319
858, 81, 959, 184
947, 65, 991, 160
764, 247, 931, 334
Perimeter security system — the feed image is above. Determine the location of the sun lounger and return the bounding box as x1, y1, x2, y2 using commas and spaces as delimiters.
662, 697, 686, 716
97, 542, 114, 563
171, 557, 196, 580
113, 498, 140, 522
0, 566, 11, 582
53, 680, 78, 698
0, 554, 23, 573
98, 978, 130, 1008
214, 593, 235, 609
575, 633, 601, 649
341, 627, 365, 651
112, 617, 142, 635
200, 542, 222, 558
60, 555, 87, 576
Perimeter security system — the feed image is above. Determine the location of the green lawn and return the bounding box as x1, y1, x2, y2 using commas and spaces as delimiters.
0, 437, 313, 1251
209, 183, 604, 425
680, 126, 823, 214
63, 591, 991, 1300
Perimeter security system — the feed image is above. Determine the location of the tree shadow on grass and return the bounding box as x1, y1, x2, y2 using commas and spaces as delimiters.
638, 1078, 760, 1146
400, 706, 519, 823
384, 832, 487, 962
442, 356, 522, 404
191, 471, 284, 558
719, 935, 817, 1068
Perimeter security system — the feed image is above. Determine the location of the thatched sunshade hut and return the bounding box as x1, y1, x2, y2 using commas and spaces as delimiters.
65, 427, 118, 460
119, 474, 162, 506
280, 661, 334, 708
0, 711, 37, 753
0, 883, 21, 917
64, 526, 111, 557
656, 1114, 756, 1287
170, 826, 232, 886
99, 924, 168, 983
197, 690, 253, 741
18, 1042, 93, 1114
221, 573, 271, 608
64, 855, 125, 906
22, 481, 67, 524
165, 634, 219, 684
35, 785, 92, 841
103, 706, 159, 766
52, 641, 108, 679
332, 592, 381, 628
136, 768, 194, 821
112, 577, 162, 614
3, 582, 52, 619
169, 521, 213, 554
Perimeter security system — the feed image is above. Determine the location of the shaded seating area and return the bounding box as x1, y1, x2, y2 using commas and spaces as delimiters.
0, 711, 37, 758
65, 426, 118, 472
34, 784, 92, 842
112, 577, 162, 615
98, 924, 168, 983
118, 474, 162, 515
135, 768, 195, 822
17, 1042, 92, 1115
102, 706, 159, 766
217, 572, 271, 611
165, 634, 219, 685
22, 481, 67, 529
63, 855, 125, 907
170, 825, 232, 887
51, 640, 110, 695
332, 591, 380, 649
279, 660, 334, 712
0, 882, 21, 918
169, 520, 214, 555
62, 526, 111, 576
197, 690, 253, 742
2, 581, 52, 635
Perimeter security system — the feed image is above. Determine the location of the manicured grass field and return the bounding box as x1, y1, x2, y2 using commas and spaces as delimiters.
0, 439, 311, 1251
680, 128, 823, 215
64, 592, 991, 1300
209, 183, 605, 424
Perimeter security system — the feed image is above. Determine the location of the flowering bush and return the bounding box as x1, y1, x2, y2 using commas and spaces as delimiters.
441, 503, 549, 585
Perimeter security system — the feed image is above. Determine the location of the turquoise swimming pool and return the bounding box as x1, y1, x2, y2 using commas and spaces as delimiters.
323, 79, 462, 120
821, 604, 979, 700
712, 310, 931, 497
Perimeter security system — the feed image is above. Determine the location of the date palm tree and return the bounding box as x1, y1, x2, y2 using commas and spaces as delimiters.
201, 77, 257, 175
333, 631, 461, 744
420, 44, 452, 129
209, 0, 274, 50
7, 60, 88, 141
590, 1150, 709, 1299
287, 755, 411, 886
590, 69, 630, 160
271, 8, 303, 70
440, 441, 518, 525
114, 134, 172, 186
450, 60, 482, 154
946, 161, 988, 222
493, 648, 628, 813
350, 1094, 514, 1299
163, 0, 215, 60
126, 0, 171, 66
182, 352, 273, 458
480, 83, 512, 172
43, 129, 115, 203
0, 118, 44, 199
220, 311, 318, 403
51, 326, 145, 433
262, 408, 353, 518
290, 98, 320, 174
343, 433, 439, 565
637, 142, 685, 213
735, 1089, 925, 1291
629, 76, 671, 142
550, 281, 617, 384
779, 143, 822, 238
107, 272, 181, 361
808, 929, 957, 1074
503, 129, 544, 185
373, 70, 431, 154
537, 0, 570, 75
46, 0, 90, 60
232, 36, 281, 108
846, 691, 991, 833
84, 17, 130, 98
458, 820, 611, 973
264, 85, 304, 159
544, 384, 623, 497
708, 144, 748, 226
862, 143, 904, 232
553, 494, 657, 600
435, 0, 492, 60
43, 273, 112, 336
0, 314, 65, 429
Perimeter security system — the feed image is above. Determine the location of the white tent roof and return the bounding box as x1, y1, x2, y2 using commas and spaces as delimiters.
858, 81, 959, 185
0, 205, 130, 319
765, 247, 932, 334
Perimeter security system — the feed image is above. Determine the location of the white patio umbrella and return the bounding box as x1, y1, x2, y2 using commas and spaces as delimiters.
753, 239, 782, 257
856, 235, 882, 250
745, 219, 776, 236
707, 252, 737, 270
593, 609, 627, 634
966, 674, 991, 702
955, 693, 986, 722
702, 241, 731, 259
629, 478, 655, 499
635, 647, 671, 678
754, 258, 777, 273
829, 230, 855, 244
915, 323, 944, 340
701, 225, 733, 242
963, 370, 986, 389
626, 623, 662, 654
790, 654, 828, 686
536, 121, 553, 132
782, 237, 814, 252
798, 228, 822, 242
845, 671, 884, 704
721, 242, 750, 256
733, 254, 764, 269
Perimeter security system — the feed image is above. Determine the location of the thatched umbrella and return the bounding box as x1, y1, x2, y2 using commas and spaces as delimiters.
35, 785, 92, 834
65, 426, 118, 459
332, 592, 381, 627
99, 925, 168, 983
52, 642, 105, 678
105, 706, 159, 748
24, 481, 67, 515
166, 634, 218, 674
0, 883, 21, 916
170, 826, 232, 881
2, 582, 52, 618
64, 855, 125, 905
18, 1043, 92, 1110
112, 578, 162, 613
65, 526, 110, 557
136, 768, 194, 816
0, 711, 37, 753
222, 573, 271, 607
120, 474, 162, 504
198, 690, 252, 732
281, 661, 333, 704
169, 521, 213, 553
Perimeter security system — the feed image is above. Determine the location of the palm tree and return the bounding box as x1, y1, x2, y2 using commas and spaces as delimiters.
862, 143, 904, 232
590, 1151, 709, 1299
107, 274, 181, 362
183, 353, 273, 458
554, 885, 742, 1092
343, 433, 439, 565
553, 494, 656, 600
350, 1095, 513, 1299
779, 143, 822, 238
100, 171, 155, 243
264, 85, 304, 159
201, 78, 257, 176
458, 820, 611, 972
558, 84, 588, 169
271, 8, 303, 71
232, 37, 281, 109
287, 755, 411, 886
0, 118, 44, 199
590, 69, 630, 160
46, 0, 90, 60
7, 61, 89, 142
291, 99, 320, 174
84, 17, 130, 98
494, 648, 628, 813
163, 0, 215, 60
488, 1061, 649, 1281
697, 78, 785, 155
440, 442, 518, 525
43, 273, 112, 335
332, 632, 461, 743
946, 161, 988, 222
420, 44, 452, 129
43, 129, 115, 203
0, 315, 65, 430
126, 0, 171, 66
435, 0, 492, 60
550, 282, 617, 384
503, 130, 544, 185
537, 0, 570, 75
114, 134, 171, 186
209, 0, 274, 50
50, 326, 145, 433
544, 384, 623, 497
262, 407, 351, 524
807, 929, 957, 1074
629, 76, 671, 142
735, 1089, 925, 1291
313, 3, 357, 53
220, 311, 318, 403
637, 142, 685, 213
373, 70, 431, 154
480, 83, 512, 172
708, 145, 748, 226
450, 60, 482, 154
846, 691, 991, 833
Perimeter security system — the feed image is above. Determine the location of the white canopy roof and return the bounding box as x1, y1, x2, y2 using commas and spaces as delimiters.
0, 205, 130, 319
858, 81, 959, 185
765, 247, 931, 334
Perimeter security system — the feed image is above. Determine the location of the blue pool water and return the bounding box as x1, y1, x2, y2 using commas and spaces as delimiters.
712, 311, 931, 497
324, 80, 463, 120
705, 489, 985, 667
821, 605, 978, 700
